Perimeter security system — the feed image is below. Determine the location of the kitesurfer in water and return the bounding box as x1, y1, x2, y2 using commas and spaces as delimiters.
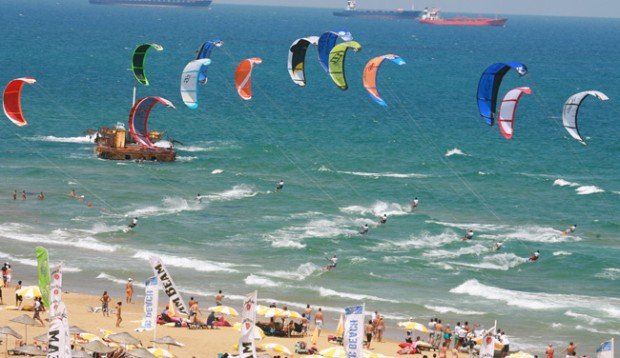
462, 229, 474, 241
325, 255, 338, 271
128, 217, 138, 230
359, 224, 369, 235
196, 194, 202, 203
529, 250, 540, 262
410, 197, 419, 211
378, 214, 388, 225
563, 224, 577, 235
276, 179, 285, 191
493, 242, 503, 252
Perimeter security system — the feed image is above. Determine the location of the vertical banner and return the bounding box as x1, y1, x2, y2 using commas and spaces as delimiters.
35, 246, 51, 308
47, 302, 71, 358
49, 266, 63, 318
344, 305, 365, 358
141, 276, 159, 331
596, 338, 614, 358
479, 335, 496, 358
238, 290, 257, 358
148, 256, 189, 315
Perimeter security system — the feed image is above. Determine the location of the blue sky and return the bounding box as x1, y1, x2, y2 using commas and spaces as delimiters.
217, 0, 620, 18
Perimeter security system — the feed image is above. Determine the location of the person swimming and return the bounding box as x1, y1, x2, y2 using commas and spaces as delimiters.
529, 250, 540, 262
275, 179, 284, 191
359, 224, 369, 235
325, 255, 338, 271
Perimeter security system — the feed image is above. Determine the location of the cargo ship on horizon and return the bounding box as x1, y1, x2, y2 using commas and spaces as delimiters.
419, 7, 507, 26
89, 0, 212, 7
333, 0, 421, 20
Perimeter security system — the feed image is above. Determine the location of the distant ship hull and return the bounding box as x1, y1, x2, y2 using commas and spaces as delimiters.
89, 0, 212, 7
333, 9, 422, 20
419, 17, 507, 26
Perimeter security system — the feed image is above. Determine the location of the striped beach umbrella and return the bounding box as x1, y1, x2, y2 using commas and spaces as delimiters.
257, 305, 285, 317
232, 322, 265, 340
15, 286, 41, 299
207, 305, 239, 316
320, 346, 346, 358
397, 321, 429, 333
263, 343, 292, 355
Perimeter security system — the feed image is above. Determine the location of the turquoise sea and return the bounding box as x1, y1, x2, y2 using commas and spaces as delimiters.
1, 0, 619, 354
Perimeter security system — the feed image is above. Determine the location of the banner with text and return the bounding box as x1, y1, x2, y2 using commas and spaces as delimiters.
149, 256, 188, 315
141, 276, 159, 331
47, 300, 71, 358
238, 290, 258, 358
344, 305, 365, 358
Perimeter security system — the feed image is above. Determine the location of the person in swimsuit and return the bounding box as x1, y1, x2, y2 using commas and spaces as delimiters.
100, 291, 111, 317
563, 342, 577, 358
365, 320, 373, 348
529, 250, 540, 262
359, 224, 369, 235
546, 344, 554, 358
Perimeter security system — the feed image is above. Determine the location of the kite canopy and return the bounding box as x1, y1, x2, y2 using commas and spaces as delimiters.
562, 90, 609, 145
3, 77, 36, 126
318, 30, 353, 72
180, 59, 212, 109
128, 96, 175, 148
328, 41, 362, 91
195, 39, 223, 84
477, 62, 528, 126
497, 87, 532, 140
288, 36, 319, 87
132, 43, 164, 86
235, 57, 263, 100
363, 54, 406, 107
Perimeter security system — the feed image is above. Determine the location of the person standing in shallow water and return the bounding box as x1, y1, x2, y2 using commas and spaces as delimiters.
115, 301, 122, 327
125, 278, 133, 304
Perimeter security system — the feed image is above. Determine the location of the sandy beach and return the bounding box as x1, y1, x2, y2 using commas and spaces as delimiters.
0, 284, 458, 358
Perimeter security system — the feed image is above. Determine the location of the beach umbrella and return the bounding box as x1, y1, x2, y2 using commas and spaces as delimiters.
363, 350, 394, 358
207, 305, 239, 316
15, 286, 42, 299
263, 343, 292, 355
127, 347, 157, 358
0, 326, 23, 357
13, 344, 46, 356
10, 314, 38, 342
256, 305, 285, 317
70, 350, 92, 358
232, 322, 265, 340
148, 347, 176, 357
282, 310, 303, 319
82, 340, 116, 354
507, 352, 535, 358
69, 325, 90, 335
335, 314, 344, 337
151, 336, 184, 348
473, 337, 504, 350
108, 332, 141, 346
320, 346, 347, 358
33, 333, 49, 343
397, 321, 429, 334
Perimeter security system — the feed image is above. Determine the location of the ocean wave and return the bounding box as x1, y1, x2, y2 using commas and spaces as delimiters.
244, 274, 279, 288
478, 225, 574, 244
371, 231, 457, 252
450, 279, 620, 317
445, 148, 468, 157
211, 169, 223, 174
29, 135, 96, 143
259, 262, 322, 281
177, 141, 239, 153
0, 251, 81, 272
574, 325, 620, 336
317, 287, 399, 303
564, 310, 604, 324
176, 156, 197, 162
575, 185, 604, 195
426, 220, 507, 232
424, 305, 486, 315
553, 179, 579, 187
340, 201, 411, 217
125, 196, 201, 218
449, 253, 528, 271
0, 223, 118, 253
381, 256, 415, 263
270, 239, 306, 249
553, 251, 572, 256
335, 170, 429, 179
264, 216, 357, 249
422, 244, 489, 259
551, 323, 563, 328
132, 250, 238, 273
595, 268, 620, 280
349, 256, 369, 264
318, 165, 331, 172
199, 185, 260, 202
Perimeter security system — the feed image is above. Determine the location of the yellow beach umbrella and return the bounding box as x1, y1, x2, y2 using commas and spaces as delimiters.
148, 347, 176, 358
16, 286, 41, 299
232, 322, 265, 340
263, 343, 292, 355
397, 321, 429, 334
257, 306, 285, 318
282, 310, 303, 319
507, 352, 535, 358
207, 305, 239, 317
320, 346, 347, 358
335, 314, 344, 337
473, 337, 504, 350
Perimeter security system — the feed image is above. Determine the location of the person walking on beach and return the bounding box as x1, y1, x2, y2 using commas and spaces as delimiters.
115, 301, 122, 327
100, 291, 111, 317
499, 331, 510, 358
365, 320, 374, 349
33, 297, 45, 326
125, 278, 133, 304
314, 308, 324, 337
304, 304, 313, 324
215, 290, 224, 306
546, 344, 554, 358
427, 318, 436, 346
15, 280, 23, 307
562, 342, 577, 358
189, 300, 201, 324
1, 263, 9, 287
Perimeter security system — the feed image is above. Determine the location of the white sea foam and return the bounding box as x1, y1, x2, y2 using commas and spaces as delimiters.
371, 231, 458, 252
244, 275, 279, 288
574, 325, 620, 336
575, 185, 604, 195
553, 251, 572, 256
381, 256, 415, 263
564, 310, 604, 324
270, 239, 306, 249
553, 179, 579, 187
125, 196, 201, 218
259, 262, 322, 281
595, 268, 620, 280
335, 170, 428, 179
450, 279, 620, 317
318, 165, 331, 172
551, 323, 563, 328
317, 287, 399, 303
349, 256, 369, 264
200, 185, 260, 202
426, 220, 508, 232
264, 216, 357, 249
0, 223, 118, 253
176, 156, 197, 162
424, 305, 486, 315
445, 148, 468, 157
177, 141, 239, 153
30, 135, 96, 143
479, 225, 574, 244
422, 244, 489, 259
211, 169, 223, 174
449, 253, 528, 271
340, 201, 410, 217
132, 250, 238, 273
